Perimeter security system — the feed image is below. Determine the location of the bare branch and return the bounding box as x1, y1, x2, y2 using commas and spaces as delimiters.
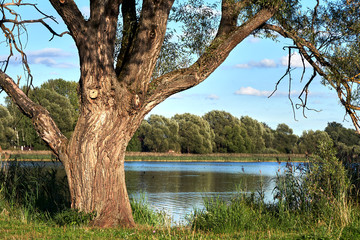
48, 0, 86, 40
263, 23, 360, 133
0, 70, 68, 157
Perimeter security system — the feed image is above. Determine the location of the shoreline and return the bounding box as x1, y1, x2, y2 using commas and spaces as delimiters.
1, 150, 308, 163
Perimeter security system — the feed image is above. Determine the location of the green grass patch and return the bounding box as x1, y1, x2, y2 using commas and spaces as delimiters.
1, 142, 360, 239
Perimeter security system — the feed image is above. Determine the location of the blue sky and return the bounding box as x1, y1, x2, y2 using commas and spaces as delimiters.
0, 1, 355, 135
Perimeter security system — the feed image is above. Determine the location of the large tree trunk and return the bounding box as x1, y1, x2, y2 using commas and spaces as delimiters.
64, 113, 136, 227
59, 39, 143, 226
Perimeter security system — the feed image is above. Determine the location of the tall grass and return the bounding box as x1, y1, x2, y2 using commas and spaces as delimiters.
0, 160, 70, 223
130, 193, 169, 226
0, 160, 167, 227
190, 140, 355, 237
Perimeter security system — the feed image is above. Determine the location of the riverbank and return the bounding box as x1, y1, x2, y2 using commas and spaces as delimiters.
1, 151, 307, 162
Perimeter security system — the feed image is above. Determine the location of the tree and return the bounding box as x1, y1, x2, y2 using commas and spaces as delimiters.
173, 113, 214, 154
273, 123, 298, 153
298, 130, 332, 154
126, 129, 142, 152
203, 110, 248, 153
0, 105, 16, 149
261, 123, 277, 153
139, 115, 180, 152
325, 122, 360, 147
41, 79, 79, 113
240, 116, 266, 153
2, 0, 345, 227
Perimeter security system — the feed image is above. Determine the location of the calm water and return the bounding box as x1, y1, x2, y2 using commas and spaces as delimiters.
6, 160, 302, 225
125, 161, 302, 225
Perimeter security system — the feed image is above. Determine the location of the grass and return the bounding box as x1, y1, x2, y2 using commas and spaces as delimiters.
1, 212, 360, 239
2, 150, 307, 162
1, 141, 360, 239
188, 141, 359, 239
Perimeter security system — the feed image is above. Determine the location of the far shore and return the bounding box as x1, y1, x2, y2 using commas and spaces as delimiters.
1, 150, 308, 163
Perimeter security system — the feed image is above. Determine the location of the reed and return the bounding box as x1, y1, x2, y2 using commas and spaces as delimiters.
190, 140, 355, 238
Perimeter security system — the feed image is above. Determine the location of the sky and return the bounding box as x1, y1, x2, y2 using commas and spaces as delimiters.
0, 1, 355, 136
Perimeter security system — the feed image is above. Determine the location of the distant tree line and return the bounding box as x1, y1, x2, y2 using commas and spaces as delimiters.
1, 79, 360, 155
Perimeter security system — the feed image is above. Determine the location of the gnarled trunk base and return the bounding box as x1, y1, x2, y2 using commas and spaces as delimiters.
61, 110, 138, 228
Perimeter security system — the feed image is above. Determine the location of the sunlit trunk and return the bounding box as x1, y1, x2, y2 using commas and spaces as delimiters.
63, 111, 135, 227
59, 52, 141, 227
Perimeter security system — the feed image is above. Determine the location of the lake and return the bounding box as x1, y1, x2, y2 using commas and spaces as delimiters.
3, 160, 303, 225
125, 161, 303, 225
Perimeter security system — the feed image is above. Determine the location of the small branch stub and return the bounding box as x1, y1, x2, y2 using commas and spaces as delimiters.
89, 89, 98, 99
132, 94, 141, 109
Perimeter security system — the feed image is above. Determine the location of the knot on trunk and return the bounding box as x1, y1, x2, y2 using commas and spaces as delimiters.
89, 89, 99, 99
132, 94, 141, 110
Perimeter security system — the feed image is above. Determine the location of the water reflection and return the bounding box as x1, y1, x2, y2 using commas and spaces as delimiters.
125, 161, 298, 224
3, 161, 301, 225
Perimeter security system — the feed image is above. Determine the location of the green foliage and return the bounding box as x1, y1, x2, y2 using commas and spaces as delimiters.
151, 31, 192, 79
325, 122, 360, 147
130, 194, 168, 226
170, 0, 219, 57
0, 105, 16, 149
240, 116, 268, 153
189, 193, 271, 234
53, 209, 96, 226
40, 79, 79, 112
139, 115, 181, 153
298, 130, 332, 154
33, 88, 76, 137
5, 79, 78, 149
203, 110, 248, 153
0, 161, 70, 223
192, 141, 353, 234
305, 140, 352, 226
273, 123, 298, 153
173, 113, 215, 154
126, 130, 142, 152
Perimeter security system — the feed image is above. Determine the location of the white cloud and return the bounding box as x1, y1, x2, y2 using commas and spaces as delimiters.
235, 87, 272, 97
27, 48, 72, 58
234, 63, 250, 69
206, 94, 219, 100
33, 57, 57, 65
1, 48, 77, 69
280, 52, 312, 68
247, 36, 260, 43
235, 59, 277, 69
258, 59, 277, 68
234, 86, 305, 98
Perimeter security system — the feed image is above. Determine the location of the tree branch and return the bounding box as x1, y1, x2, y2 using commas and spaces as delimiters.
48, 0, 86, 40
117, 0, 175, 94
144, 6, 278, 113
115, 0, 138, 75
216, 0, 251, 37
263, 23, 360, 133
0, 70, 68, 157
